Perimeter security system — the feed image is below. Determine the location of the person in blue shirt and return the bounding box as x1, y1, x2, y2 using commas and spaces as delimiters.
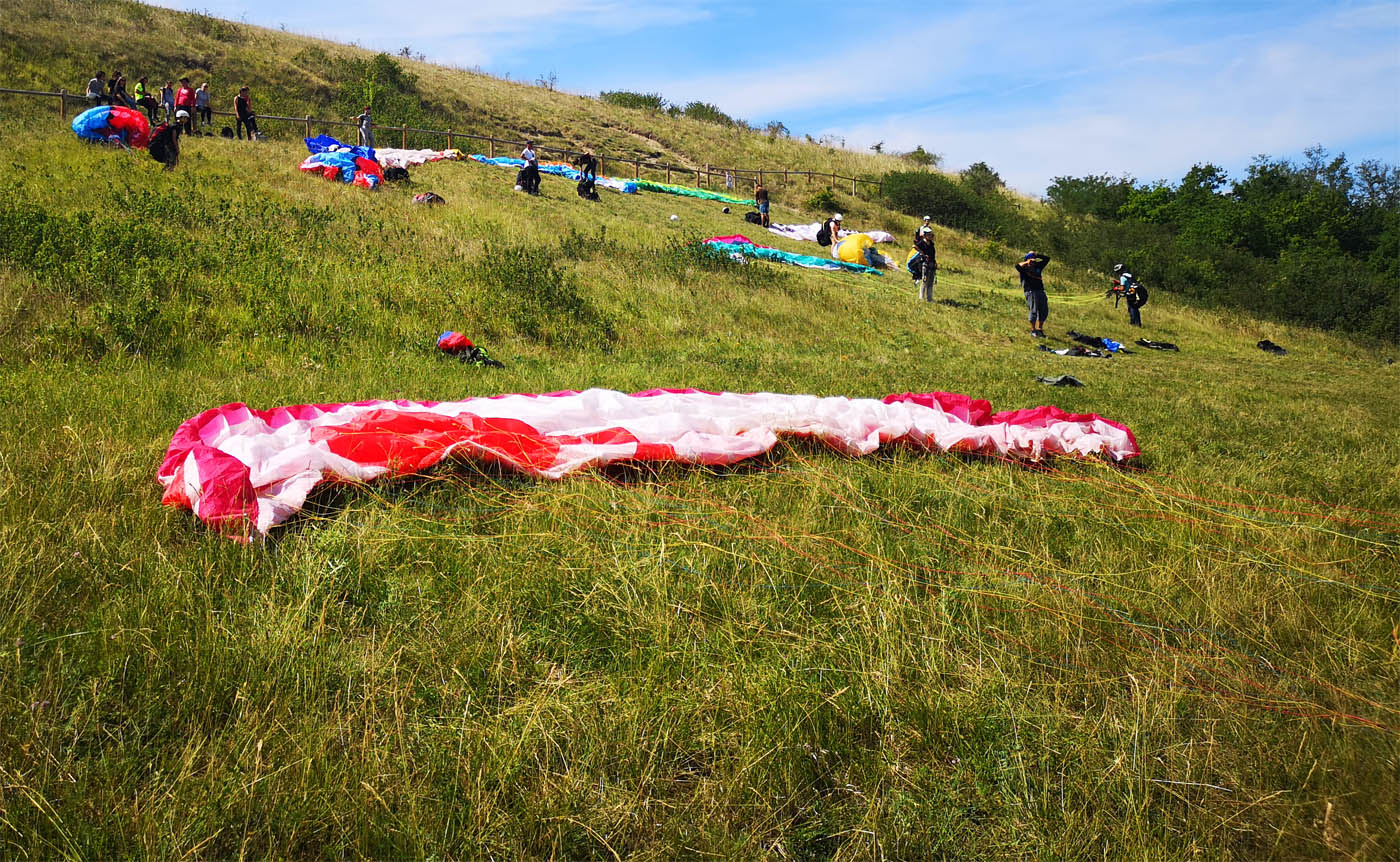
1016, 251, 1051, 338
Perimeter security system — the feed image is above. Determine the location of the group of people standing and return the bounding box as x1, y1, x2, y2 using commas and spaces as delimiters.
84, 72, 260, 140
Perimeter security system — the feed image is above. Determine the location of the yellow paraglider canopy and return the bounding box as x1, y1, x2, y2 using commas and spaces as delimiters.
834, 233, 878, 265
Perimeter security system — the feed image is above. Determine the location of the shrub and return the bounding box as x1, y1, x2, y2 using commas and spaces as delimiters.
806, 189, 839, 212
681, 101, 736, 127
599, 91, 667, 112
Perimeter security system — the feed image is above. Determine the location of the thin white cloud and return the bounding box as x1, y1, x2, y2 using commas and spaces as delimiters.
824, 20, 1400, 194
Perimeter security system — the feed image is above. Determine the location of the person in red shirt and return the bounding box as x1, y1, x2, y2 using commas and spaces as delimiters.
175, 77, 197, 133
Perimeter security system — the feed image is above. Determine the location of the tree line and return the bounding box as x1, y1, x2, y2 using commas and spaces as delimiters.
882, 148, 1399, 341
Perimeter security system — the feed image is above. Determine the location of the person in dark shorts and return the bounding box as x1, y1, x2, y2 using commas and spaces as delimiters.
1016, 250, 1051, 337
754, 182, 770, 227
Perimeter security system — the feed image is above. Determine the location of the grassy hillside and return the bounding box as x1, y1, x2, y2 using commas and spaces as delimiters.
1, 0, 906, 184
1, 11, 1398, 859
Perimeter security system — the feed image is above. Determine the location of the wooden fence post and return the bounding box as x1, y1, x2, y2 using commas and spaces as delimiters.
666, 165, 671, 183
600, 155, 606, 177
58, 88, 66, 119
634, 159, 640, 179
695, 168, 700, 187
447, 128, 453, 148
304, 115, 312, 138
401, 123, 407, 148
851, 176, 857, 195
830, 172, 835, 190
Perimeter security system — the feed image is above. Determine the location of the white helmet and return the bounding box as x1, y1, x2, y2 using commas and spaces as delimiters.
1113, 263, 1124, 273
833, 213, 843, 221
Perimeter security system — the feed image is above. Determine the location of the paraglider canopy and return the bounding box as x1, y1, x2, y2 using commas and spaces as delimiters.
72, 105, 151, 149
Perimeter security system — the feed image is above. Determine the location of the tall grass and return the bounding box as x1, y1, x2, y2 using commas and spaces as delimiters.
0, 60, 1397, 862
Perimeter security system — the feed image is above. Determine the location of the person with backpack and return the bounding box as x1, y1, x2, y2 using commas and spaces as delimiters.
816, 212, 842, 247
234, 86, 258, 140
133, 76, 159, 123
573, 149, 597, 182
909, 225, 937, 301
754, 182, 770, 228
1016, 250, 1051, 338
1108, 263, 1148, 327
519, 140, 541, 194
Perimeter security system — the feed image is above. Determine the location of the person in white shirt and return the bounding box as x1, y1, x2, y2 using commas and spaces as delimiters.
519, 140, 541, 193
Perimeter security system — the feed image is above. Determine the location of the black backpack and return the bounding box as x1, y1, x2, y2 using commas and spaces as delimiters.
148, 123, 179, 169
743, 211, 761, 224
816, 223, 832, 246
1127, 281, 1148, 307
383, 166, 410, 182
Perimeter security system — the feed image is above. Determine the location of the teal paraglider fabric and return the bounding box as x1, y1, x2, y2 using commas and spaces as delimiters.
704, 235, 882, 275
634, 179, 753, 205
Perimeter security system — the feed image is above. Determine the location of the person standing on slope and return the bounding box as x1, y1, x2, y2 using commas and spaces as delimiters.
1109, 263, 1148, 327
1016, 250, 1051, 338
356, 105, 375, 148
234, 86, 259, 140
909, 225, 938, 302
519, 140, 541, 194
175, 78, 197, 133
160, 81, 176, 122
195, 83, 212, 132
754, 181, 771, 228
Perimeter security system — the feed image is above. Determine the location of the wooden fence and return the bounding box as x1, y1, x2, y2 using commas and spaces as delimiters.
1, 86, 884, 197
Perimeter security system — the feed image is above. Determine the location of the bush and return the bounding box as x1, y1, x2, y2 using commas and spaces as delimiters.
806, 189, 838, 212
681, 101, 736, 127
599, 91, 666, 112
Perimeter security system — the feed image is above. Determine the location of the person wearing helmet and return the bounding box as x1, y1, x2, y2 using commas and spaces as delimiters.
817, 213, 842, 247
1108, 263, 1148, 326
1016, 250, 1051, 337
909, 225, 938, 301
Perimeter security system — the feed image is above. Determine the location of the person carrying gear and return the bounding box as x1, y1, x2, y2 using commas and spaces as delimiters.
908, 225, 938, 302
1108, 263, 1149, 327
1016, 250, 1051, 338
518, 140, 541, 194
816, 212, 842, 246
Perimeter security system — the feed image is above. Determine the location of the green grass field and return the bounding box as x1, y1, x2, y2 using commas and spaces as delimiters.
1, 12, 1398, 856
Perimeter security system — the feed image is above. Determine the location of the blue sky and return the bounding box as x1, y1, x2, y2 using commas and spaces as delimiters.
151, 0, 1399, 194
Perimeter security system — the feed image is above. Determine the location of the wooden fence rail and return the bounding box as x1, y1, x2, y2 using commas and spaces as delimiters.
0, 86, 884, 198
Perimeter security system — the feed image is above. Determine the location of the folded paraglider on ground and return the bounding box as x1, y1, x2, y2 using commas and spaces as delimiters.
72, 105, 151, 149
703, 235, 883, 275
159, 388, 1140, 540
299, 135, 383, 189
